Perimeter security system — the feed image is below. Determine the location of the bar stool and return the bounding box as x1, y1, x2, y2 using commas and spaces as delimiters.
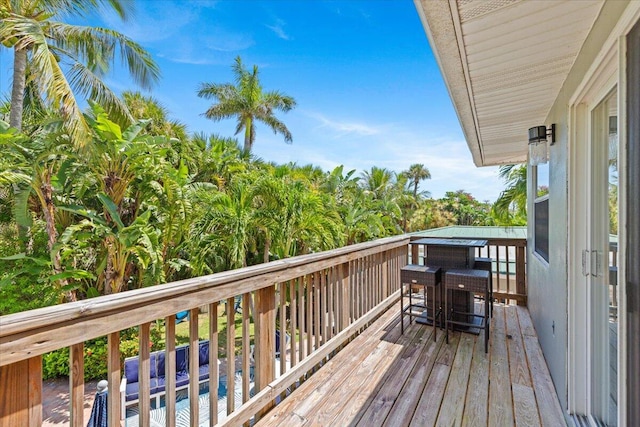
473, 257, 493, 318
400, 265, 442, 341
444, 269, 490, 353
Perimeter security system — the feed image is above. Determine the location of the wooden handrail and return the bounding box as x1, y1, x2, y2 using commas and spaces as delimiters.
0, 231, 528, 427
408, 235, 528, 305
0, 235, 410, 366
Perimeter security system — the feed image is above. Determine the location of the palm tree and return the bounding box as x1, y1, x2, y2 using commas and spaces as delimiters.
197, 56, 297, 153
1, 0, 159, 144
493, 164, 527, 225
404, 163, 431, 200
122, 91, 187, 141
360, 166, 395, 200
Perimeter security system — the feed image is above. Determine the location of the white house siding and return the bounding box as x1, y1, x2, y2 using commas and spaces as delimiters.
526, 1, 629, 413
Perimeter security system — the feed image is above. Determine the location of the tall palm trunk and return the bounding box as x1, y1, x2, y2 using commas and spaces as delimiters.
243, 117, 253, 153
38, 170, 76, 302
10, 47, 28, 130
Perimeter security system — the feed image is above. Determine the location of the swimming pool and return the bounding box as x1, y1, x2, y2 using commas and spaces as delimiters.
125, 368, 254, 427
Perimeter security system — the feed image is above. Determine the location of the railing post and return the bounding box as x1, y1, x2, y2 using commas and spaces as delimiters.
107, 331, 120, 426
516, 245, 527, 306
69, 343, 84, 427
411, 242, 419, 265
0, 357, 42, 427
255, 285, 276, 393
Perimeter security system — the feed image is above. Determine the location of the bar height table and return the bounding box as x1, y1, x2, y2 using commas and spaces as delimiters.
409, 238, 488, 325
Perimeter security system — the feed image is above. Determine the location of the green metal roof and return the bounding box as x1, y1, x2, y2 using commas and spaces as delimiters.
410, 226, 527, 240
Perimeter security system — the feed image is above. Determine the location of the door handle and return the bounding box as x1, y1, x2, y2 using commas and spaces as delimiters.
591, 250, 602, 277
582, 250, 590, 277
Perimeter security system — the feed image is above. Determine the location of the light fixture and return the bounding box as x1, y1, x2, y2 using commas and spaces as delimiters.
528, 124, 555, 166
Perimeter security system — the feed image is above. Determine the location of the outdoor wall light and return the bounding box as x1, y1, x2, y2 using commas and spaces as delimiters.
528, 124, 555, 166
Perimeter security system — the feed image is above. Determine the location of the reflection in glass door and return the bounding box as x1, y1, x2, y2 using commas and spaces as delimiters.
590, 87, 618, 425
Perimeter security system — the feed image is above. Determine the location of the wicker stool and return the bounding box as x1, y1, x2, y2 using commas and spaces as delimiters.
400, 265, 442, 341
473, 257, 493, 318
445, 269, 490, 353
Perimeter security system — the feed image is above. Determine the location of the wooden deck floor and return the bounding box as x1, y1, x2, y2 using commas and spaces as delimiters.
255, 303, 566, 427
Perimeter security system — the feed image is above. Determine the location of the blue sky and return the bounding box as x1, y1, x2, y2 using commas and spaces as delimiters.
0, 0, 506, 202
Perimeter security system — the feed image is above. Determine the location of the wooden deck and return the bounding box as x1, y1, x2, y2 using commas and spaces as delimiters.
255, 303, 566, 427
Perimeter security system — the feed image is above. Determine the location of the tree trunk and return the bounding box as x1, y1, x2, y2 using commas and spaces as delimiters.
263, 237, 271, 264
243, 117, 253, 153
10, 47, 28, 130
40, 170, 76, 302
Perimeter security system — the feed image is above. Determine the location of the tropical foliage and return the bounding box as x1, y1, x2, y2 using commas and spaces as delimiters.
0, 15, 522, 316
0, 0, 159, 144
0, 94, 505, 315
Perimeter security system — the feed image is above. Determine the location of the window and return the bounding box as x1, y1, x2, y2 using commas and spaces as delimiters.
534, 164, 549, 261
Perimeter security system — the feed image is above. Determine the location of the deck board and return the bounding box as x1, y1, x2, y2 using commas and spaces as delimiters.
461, 328, 489, 427
381, 333, 445, 427
409, 333, 460, 427
255, 304, 566, 427
435, 332, 474, 426
306, 320, 418, 426
256, 307, 400, 426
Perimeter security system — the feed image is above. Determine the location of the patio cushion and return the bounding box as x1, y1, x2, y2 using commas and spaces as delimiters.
198, 364, 211, 381
198, 340, 209, 366
155, 345, 190, 382
155, 371, 190, 390
125, 378, 159, 401
124, 353, 158, 383
176, 345, 189, 372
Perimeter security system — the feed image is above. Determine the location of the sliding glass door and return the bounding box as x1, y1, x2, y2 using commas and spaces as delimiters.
589, 87, 618, 426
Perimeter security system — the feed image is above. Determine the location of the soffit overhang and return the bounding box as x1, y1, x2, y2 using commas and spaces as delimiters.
414, 0, 605, 166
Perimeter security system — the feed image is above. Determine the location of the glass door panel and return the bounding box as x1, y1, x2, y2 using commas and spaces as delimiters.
590, 87, 618, 426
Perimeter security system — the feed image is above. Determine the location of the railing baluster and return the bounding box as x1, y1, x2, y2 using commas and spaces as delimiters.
165, 315, 176, 427
328, 268, 334, 337
313, 272, 321, 352
279, 283, 286, 376
505, 245, 511, 302
189, 308, 199, 427
355, 259, 360, 319
290, 279, 297, 366
138, 323, 151, 427
225, 299, 234, 417
242, 293, 250, 404
341, 262, 350, 330
516, 245, 527, 306
298, 276, 305, 359
209, 301, 219, 426
494, 245, 501, 301
306, 274, 313, 355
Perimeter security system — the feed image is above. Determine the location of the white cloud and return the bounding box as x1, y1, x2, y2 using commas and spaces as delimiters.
99, 5, 196, 43
251, 116, 504, 202
266, 19, 290, 40
306, 111, 383, 137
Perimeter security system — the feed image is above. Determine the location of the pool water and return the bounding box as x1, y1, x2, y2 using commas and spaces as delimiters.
125, 369, 254, 427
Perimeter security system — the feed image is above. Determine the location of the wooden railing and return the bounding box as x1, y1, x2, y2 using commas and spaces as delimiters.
0, 235, 409, 427
409, 236, 528, 305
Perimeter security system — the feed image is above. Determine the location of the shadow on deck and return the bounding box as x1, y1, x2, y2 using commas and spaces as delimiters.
255, 303, 565, 427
